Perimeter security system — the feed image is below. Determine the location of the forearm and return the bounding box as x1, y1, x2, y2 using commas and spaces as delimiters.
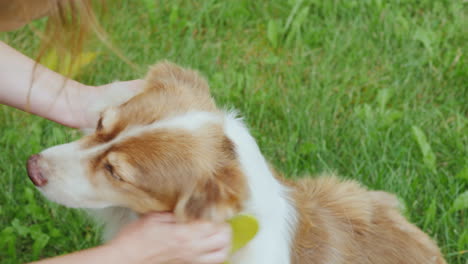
29, 245, 131, 264
0, 41, 92, 128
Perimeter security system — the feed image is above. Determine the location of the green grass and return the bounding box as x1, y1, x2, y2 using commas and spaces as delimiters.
1, 0, 467, 263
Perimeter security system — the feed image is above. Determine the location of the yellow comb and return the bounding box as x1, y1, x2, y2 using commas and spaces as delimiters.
224, 214, 259, 264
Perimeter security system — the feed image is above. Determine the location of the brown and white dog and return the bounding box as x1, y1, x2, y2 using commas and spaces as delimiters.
27, 62, 446, 264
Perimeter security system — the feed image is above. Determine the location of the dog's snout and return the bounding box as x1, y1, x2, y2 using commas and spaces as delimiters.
27, 154, 48, 187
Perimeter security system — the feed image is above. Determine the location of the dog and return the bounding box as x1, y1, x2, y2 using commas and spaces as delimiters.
26, 61, 446, 264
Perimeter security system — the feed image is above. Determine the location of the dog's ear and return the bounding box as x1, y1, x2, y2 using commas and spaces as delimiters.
174, 139, 248, 222
145, 60, 210, 95
175, 162, 248, 222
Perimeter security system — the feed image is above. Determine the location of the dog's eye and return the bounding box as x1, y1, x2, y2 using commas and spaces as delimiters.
104, 163, 122, 181
96, 117, 103, 131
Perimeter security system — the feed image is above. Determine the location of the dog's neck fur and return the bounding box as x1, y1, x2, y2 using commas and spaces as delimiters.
89, 111, 297, 264
224, 112, 297, 264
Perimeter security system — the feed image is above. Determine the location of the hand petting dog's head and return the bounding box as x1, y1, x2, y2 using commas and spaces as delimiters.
27, 62, 248, 222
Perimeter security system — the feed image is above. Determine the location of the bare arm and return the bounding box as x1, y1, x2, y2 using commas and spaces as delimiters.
30, 213, 231, 264
0, 41, 92, 128
30, 245, 128, 264
0, 41, 143, 128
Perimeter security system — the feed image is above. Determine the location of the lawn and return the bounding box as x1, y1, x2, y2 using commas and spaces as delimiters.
0, 0, 466, 263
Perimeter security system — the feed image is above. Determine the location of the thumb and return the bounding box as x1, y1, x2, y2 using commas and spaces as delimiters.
143, 212, 176, 223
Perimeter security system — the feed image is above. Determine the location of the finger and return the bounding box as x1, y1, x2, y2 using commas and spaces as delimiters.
144, 212, 176, 223
190, 225, 231, 254
195, 246, 231, 264
184, 222, 219, 238
198, 223, 231, 239
120, 79, 145, 91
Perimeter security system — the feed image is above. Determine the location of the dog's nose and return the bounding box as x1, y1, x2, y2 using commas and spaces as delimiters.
27, 154, 48, 187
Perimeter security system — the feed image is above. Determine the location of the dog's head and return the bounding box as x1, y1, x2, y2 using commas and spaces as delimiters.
27, 62, 248, 221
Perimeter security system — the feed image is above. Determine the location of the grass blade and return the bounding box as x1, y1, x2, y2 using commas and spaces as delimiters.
412, 126, 437, 171
451, 191, 468, 212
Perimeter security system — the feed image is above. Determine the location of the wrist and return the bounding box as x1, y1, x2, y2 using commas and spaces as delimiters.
98, 243, 134, 264
75, 84, 102, 129
46, 82, 98, 129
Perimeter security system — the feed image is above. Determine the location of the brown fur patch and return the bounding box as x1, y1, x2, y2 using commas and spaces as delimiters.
176, 157, 247, 222
288, 175, 447, 264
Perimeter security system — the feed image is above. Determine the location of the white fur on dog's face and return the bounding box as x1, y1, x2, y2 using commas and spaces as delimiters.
37, 142, 111, 208
30, 62, 249, 221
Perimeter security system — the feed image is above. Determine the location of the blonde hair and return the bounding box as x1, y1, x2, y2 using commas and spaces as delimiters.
35, 0, 107, 77
11, 0, 137, 112
9, 0, 134, 77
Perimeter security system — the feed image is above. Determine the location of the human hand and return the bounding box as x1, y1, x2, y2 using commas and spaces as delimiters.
106, 213, 232, 264
79, 79, 144, 129
0, 39, 145, 129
